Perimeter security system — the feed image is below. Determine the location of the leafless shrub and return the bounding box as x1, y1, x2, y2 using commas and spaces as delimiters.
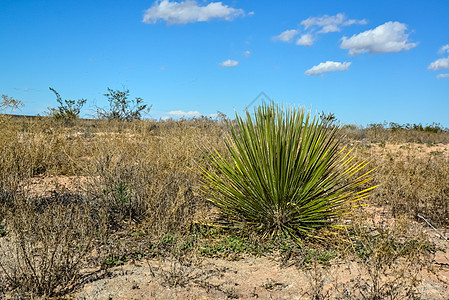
158, 254, 204, 288
344, 217, 431, 299
0, 95, 24, 114
302, 260, 332, 300
0, 195, 97, 297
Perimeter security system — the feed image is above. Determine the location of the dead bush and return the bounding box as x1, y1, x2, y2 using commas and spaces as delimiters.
0, 195, 97, 297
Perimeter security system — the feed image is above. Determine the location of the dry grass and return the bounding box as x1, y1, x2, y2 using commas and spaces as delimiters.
354, 142, 449, 227
0, 115, 448, 298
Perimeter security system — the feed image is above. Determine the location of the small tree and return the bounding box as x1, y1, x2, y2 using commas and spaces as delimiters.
1, 95, 24, 114
319, 111, 337, 123
97, 88, 150, 121
48, 87, 86, 120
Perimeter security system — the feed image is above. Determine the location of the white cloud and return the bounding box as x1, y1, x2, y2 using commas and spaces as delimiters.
427, 57, 449, 71
244, 50, 251, 57
273, 29, 299, 43
168, 110, 201, 116
305, 61, 351, 76
439, 44, 449, 54
340, 21, 418, 56
275, 13, 365, 47
142, 0, 245, 25
219, 59, 238, 67
301, 13, 366, 33
296, 34, 314, 46
437, 73, 449, 79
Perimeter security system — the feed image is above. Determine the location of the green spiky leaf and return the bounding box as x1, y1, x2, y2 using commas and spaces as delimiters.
201, 103, 375, 241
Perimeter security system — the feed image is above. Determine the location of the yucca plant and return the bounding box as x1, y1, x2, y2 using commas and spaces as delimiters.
201, 103, 375, 241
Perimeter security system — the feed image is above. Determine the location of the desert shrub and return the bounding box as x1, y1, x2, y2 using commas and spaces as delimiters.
202, 103, 375, 241
97, 88, 150, 121
346, 217, 431, 299
47, 87, 86, 121
0, 195, 96, 297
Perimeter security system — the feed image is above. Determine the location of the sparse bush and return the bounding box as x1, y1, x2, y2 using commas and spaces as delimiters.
319, 111, 337, 123
97, 88, 150, 121
202, 103, 375, 241
47, 87, 86, 121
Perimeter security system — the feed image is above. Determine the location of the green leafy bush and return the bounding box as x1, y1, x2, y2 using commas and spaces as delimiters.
202, 103, 375, 241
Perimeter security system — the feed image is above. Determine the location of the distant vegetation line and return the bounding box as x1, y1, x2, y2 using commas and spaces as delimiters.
3, 112, 447, 133
1, 92, 448, 131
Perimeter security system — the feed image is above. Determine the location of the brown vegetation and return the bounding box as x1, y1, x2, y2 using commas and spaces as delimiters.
0, 115, 448, 298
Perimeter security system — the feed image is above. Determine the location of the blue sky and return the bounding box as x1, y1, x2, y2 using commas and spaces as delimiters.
1, 0, 448, 126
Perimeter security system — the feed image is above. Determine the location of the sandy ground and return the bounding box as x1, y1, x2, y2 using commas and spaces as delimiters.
74, 205, 449, 300
74, 247, 449, 300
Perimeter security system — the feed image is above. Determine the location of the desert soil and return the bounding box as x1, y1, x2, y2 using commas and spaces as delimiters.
75, 246, 448, 299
